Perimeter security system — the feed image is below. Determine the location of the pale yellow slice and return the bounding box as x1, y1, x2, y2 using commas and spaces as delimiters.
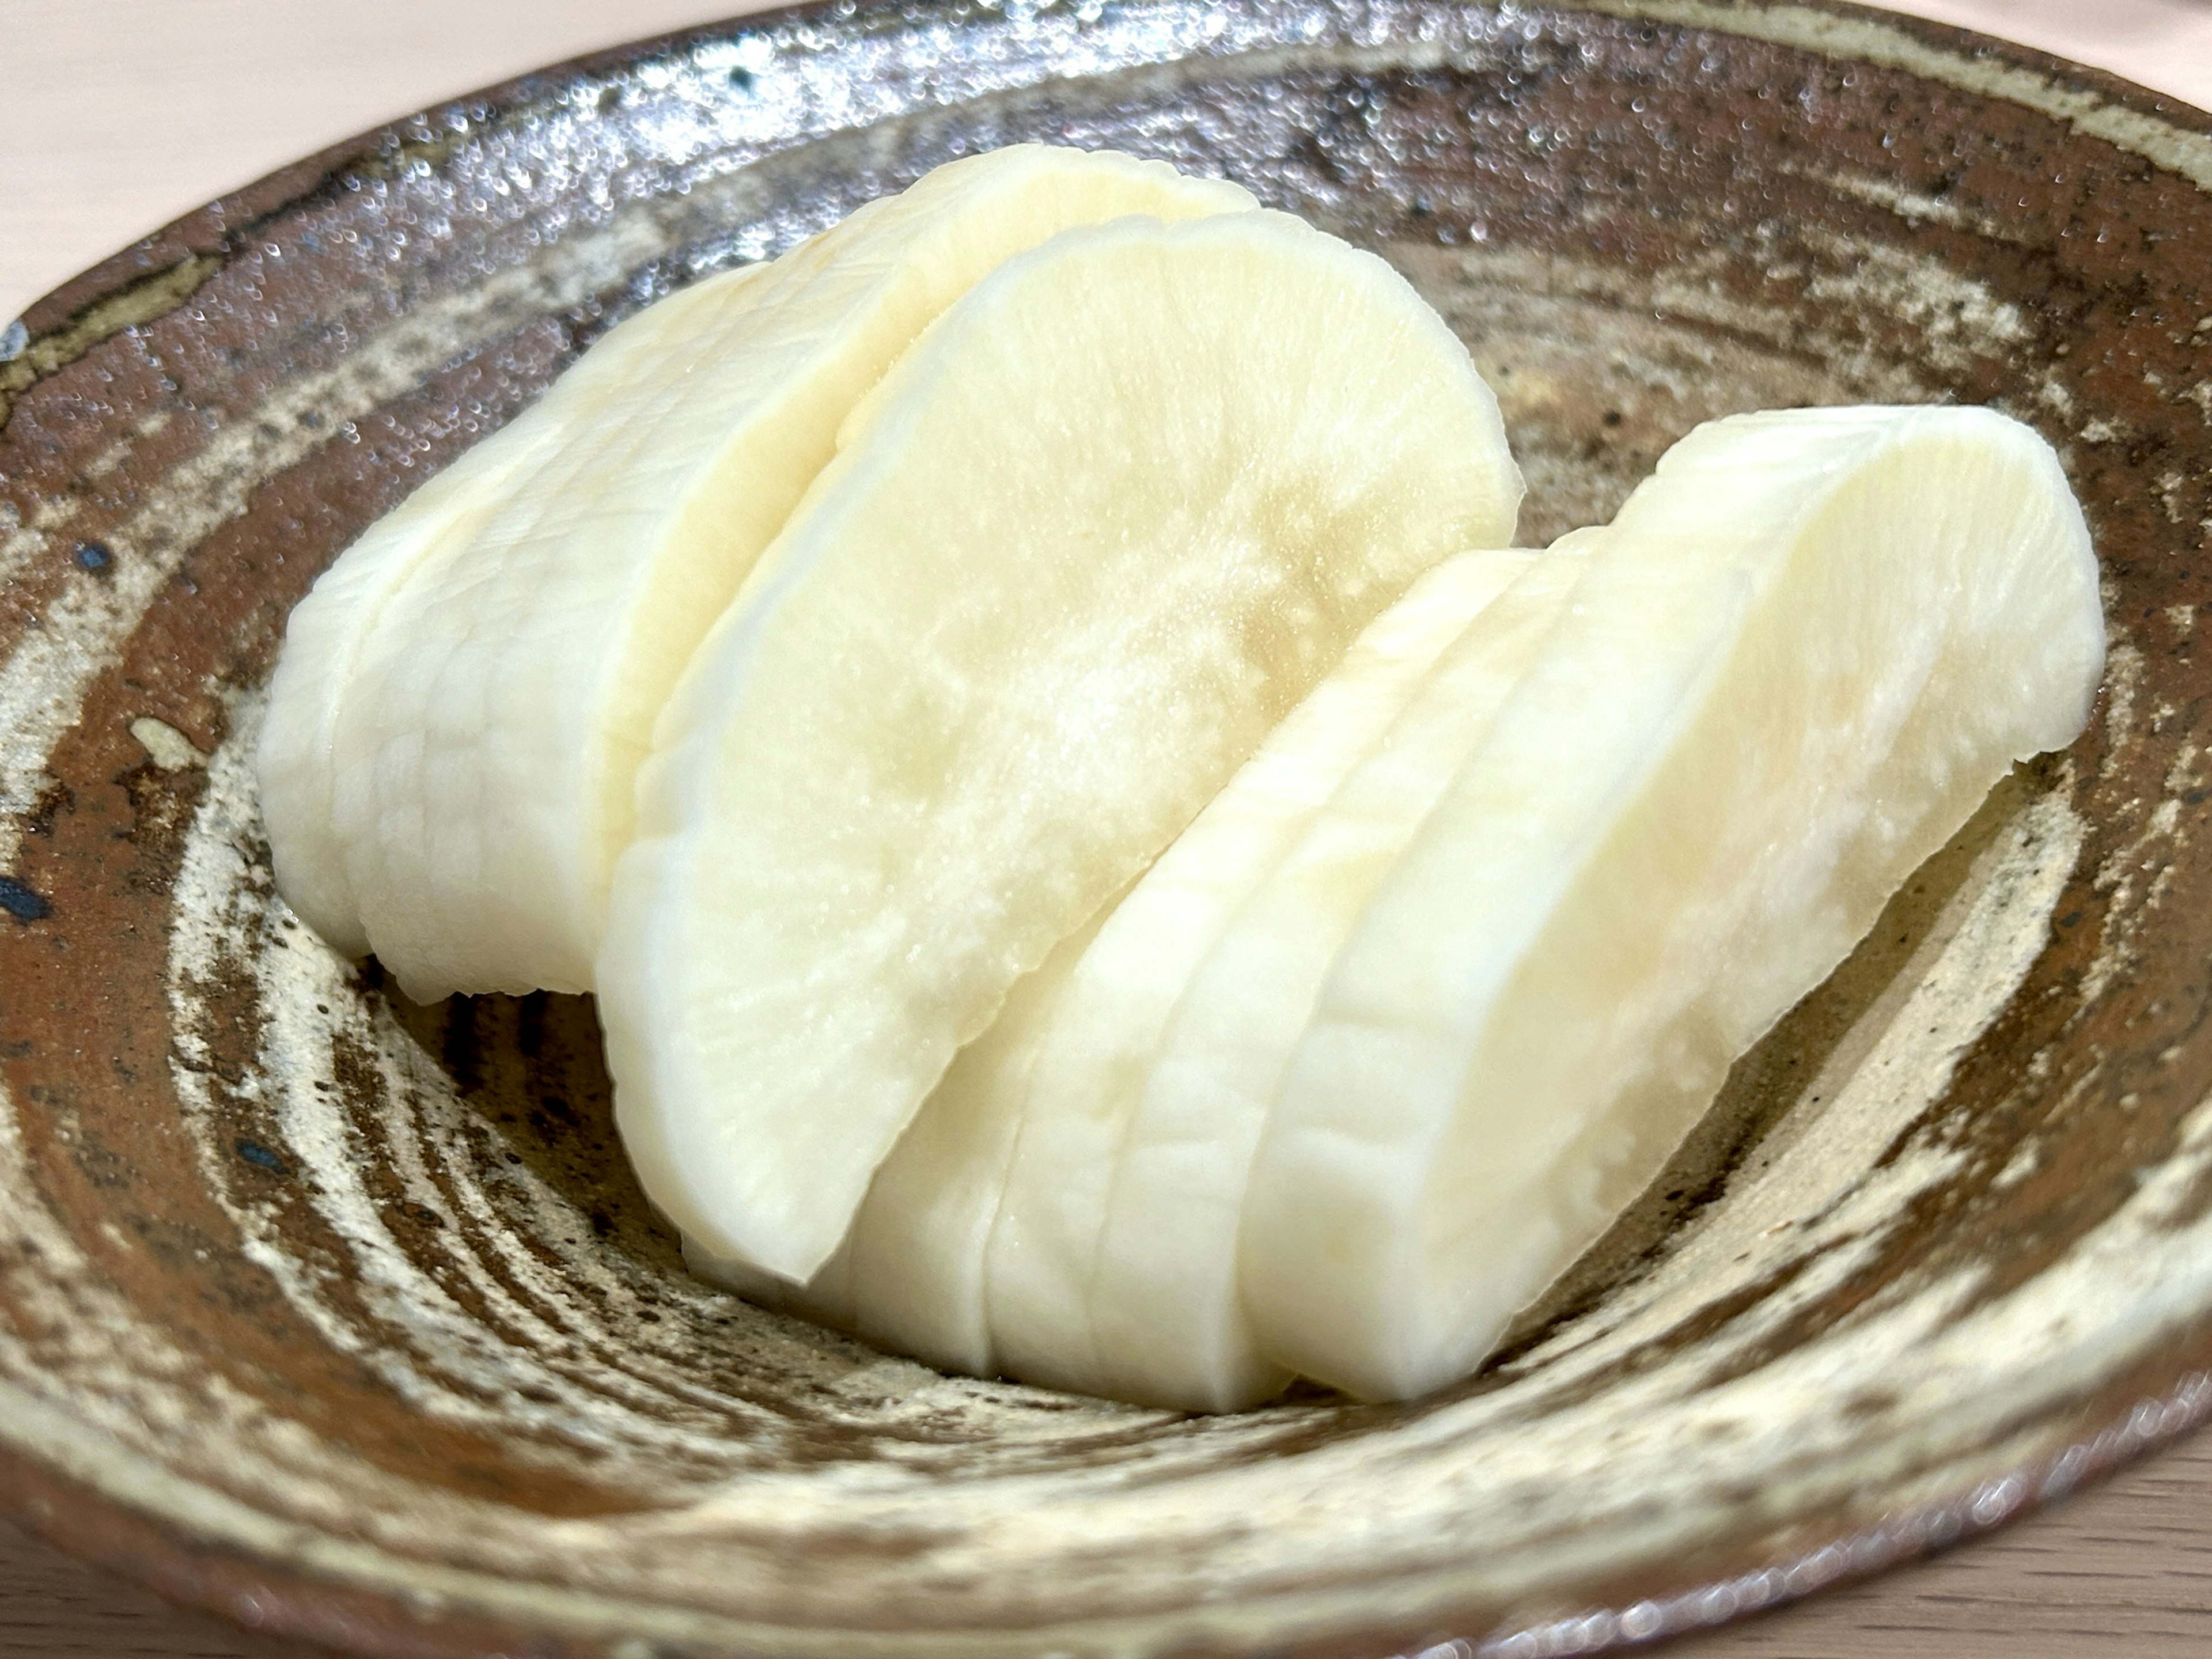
1074, 542, 1588, 1411
1241, 405, 2104, 1402
322, 146, 1255, 998
256, 257, 775, 956
600, 209, 1524, 1282
984, 549, 1539, 1408
691, 901, 1113, 1376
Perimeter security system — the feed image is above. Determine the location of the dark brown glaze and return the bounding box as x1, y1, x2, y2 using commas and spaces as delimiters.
2, 2, 2211, 1656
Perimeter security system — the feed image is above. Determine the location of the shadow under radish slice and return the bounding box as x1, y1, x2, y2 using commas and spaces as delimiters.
984, 549, 1538, 1408
1075, 543, 1592, 1411
600, 209, 1524, 1285
1241, 405, 2105, 1404
302, 146, 1255, 999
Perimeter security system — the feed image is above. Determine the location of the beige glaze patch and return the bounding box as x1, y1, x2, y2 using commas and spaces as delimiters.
129, 717, 207, 771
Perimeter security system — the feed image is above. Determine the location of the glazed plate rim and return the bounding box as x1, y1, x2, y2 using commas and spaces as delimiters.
5, 2, 2212, 1656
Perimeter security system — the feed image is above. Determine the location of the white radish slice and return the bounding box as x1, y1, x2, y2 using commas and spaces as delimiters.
743, 554, 1532, 1391
256, 258, 776, 956
692, 900, 1116, 1376
1241, 404, 2104, 1403
327, 146, 1256, 998
839, 904, 1112, 1376
1075, 540, 1593, 1411
985, 548, 1538, 1407
600, 209, 1524, 1282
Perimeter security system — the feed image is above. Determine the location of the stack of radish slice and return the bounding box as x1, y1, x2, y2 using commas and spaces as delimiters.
260, 145, 2104, 1411
262, 146, 1267, 1001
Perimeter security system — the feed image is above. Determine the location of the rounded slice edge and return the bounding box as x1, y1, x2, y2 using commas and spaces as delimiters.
1081, 541, 1590, 1410
328, 146, 1254, 999
720, 896, 1120, 1376
1241, 404, 2103, 1402
255, 259, 775, 956
984, 548, 1537, 1407
602, 207, 1523, 1282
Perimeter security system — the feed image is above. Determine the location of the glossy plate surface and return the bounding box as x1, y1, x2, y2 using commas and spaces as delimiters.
2, 2, 2210, 1654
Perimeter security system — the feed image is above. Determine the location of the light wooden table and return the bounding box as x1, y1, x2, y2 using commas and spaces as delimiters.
5, 2, 2212, 1655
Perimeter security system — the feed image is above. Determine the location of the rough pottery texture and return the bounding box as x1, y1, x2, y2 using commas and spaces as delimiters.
1, 2, 2210, 1656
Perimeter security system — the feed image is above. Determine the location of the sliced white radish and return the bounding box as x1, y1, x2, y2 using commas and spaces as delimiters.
985, 548, 1539, 1407
322, 146, 1255, 998
256, 258, 776, 956
838, 904, 1112, 1377
1075, 540, 1592, 1411
600, 209, 1524, 1283
1241, 404, 2104, 1402
695, 899, 1117, 1376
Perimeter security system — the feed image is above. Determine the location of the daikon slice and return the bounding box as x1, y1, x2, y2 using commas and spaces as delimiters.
1241, 404, 2103, 1402
601, 209, 1522, 1281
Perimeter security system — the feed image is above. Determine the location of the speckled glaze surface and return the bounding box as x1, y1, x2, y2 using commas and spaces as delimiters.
2, 2, 2210, 1655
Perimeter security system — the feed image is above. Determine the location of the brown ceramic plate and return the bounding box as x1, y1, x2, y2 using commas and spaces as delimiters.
3, 1, 2211, 1654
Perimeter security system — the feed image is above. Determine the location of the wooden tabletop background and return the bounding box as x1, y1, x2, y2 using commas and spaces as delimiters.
5, 2, 2212, 1654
